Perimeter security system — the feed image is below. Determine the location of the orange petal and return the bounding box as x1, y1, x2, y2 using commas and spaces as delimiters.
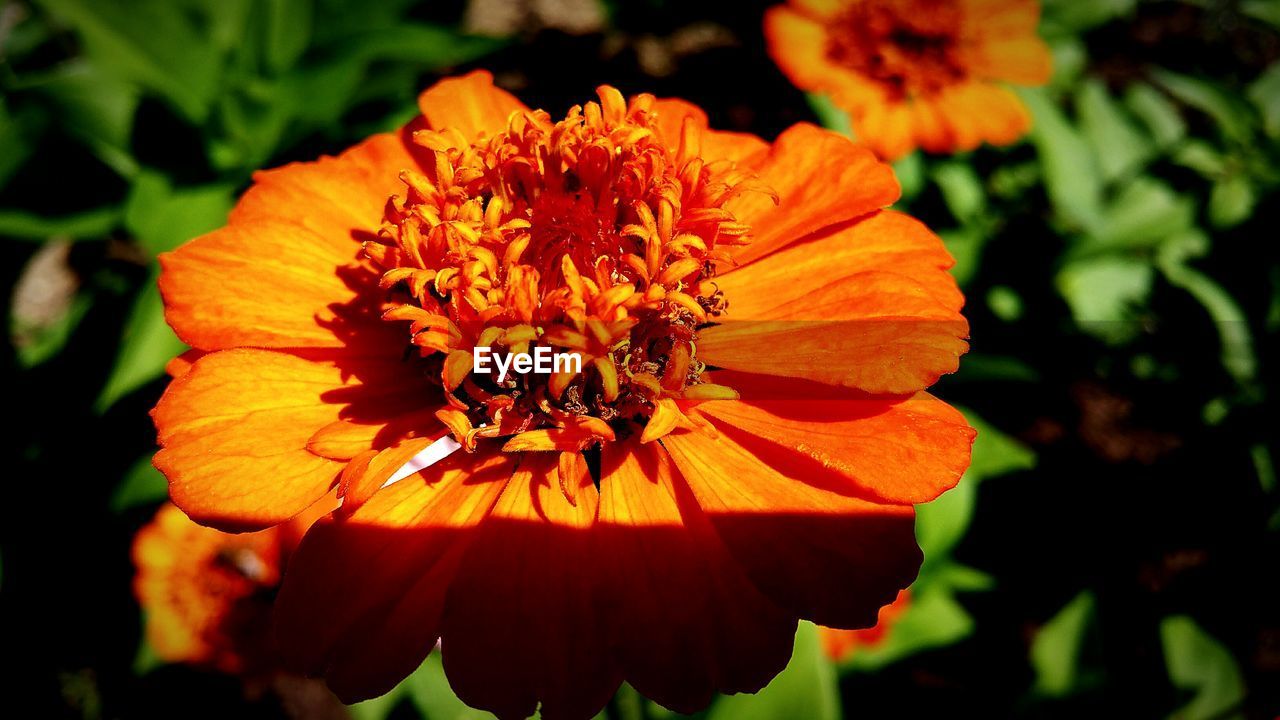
726, 123, 899, 266
274, 451, 514, 702
232, 132, 415, 248
440, 453, 618, 720
417, 69, 529, 139
961, 0, 1045, 42
306, 408, 443, 461
662, 424, 921, 628
153, 349, 428, 530
693, 382, 975, 504
763, 6, 836, 94
652, 97, 769, 166
699, 269, 968, 394
705, 211, 968, 394
936, 81, 1032, 149
909, 96, 956, 154
596, 441, 796, 712
501, 420, 615, 452
963, 36, 1054, 85
720, 210, 960, 309
337, 437, 438, 515
158, 219, 400, 352
164, 349, 205, 379
160, 133, 411, 352
854, 99, 918, 160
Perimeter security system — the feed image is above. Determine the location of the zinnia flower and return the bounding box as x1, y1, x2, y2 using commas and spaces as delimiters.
132, 502, 290, 675
765, 0, 1053, 159
153, 70, 974, 718
818, 589, 910, 661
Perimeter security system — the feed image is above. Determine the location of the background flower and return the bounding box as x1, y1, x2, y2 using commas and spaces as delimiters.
765, 0, 1053, 159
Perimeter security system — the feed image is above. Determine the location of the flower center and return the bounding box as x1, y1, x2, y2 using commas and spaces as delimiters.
826, 0, 967, 99
365, 87, 766, 452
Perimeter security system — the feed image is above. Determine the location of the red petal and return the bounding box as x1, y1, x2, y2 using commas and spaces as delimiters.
440, 453, 619, 720
596, 441, 796, 712
662, 426, 922, 629
274, 451, 514, 702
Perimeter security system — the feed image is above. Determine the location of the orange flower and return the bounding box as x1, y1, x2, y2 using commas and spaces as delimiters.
132, 499, 329, 676
818, 589, 911, 661
153, 70, 974, 717
132, 503, 286, 675
765, 0, 1053, 159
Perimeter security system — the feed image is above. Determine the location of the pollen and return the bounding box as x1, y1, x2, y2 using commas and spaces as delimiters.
363, 87, 770, 453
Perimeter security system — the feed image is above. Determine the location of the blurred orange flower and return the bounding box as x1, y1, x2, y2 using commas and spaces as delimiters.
132, 503, 285, 676
152, 70, 974, 717
765, 0, 1053, 159
818, 589, 911, 661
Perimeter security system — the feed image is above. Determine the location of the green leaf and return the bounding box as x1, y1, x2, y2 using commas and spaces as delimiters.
708, 623, 839, 720
932, 161, 986, 224
954, 353, 1041, 383
842, 588, 974, 671
1251, 443, 1276, 494
916, 475, 977, 564
986, 285, 1023, 322
97, 269, 188, 411
1208, 175, 1256, 229
1157, 228, 1210, 268
110, 455, 169, 512
1160, 615, 1246, 720
20, 60, 141, 177
347, 689, 406, 720
1046, 37, 1087, 91
208, 83, 296, 171
39, 0, 223, 123
1077, 177, 1195, 255
0, 206, 121, 240
892, 151, 925, 203
404, 652, 495, 720
264, 0, 313, 74
0, 99, 38, 189
193, 0, 254, 53
1077, 79, 1153, 182
966, 411, 1037, 480
1247, 61, 1280, 139
806, 93, 854, 137
282, 59, 368, 127
98, 174, 233, 410
988, 160, 1041, 200
338, 24, 508, 68
1152, 69, 1255, 146
1017, 88, 1103, 234
1157, 261, 1256, 383
122, 171, 235, 255
1125, 84, 1186, 149
133, 633, 163, 675
1172, 139, 1227, 177
1031, 591, 1096, 697
940, 226, 985, 288
1056, 256, 1154, 345
932, 563, 995, 592
1042, 0, 1135, 32
1242, 0, 1280, 28
918, 409, 1035, 563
